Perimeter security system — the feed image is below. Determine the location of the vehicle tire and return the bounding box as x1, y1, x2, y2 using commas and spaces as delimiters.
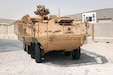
35, 44, 42, 63
24, 47, 27, 52
27, 45, 31, 54
23, 43, 27, 52
31, 43, 35, 59
72, 47, 81, 60
64, 52, 71, 56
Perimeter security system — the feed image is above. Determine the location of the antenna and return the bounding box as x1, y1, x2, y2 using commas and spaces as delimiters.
58, 8, 60, 18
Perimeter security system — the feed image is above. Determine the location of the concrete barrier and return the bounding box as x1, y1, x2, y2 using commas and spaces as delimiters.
87, 37, 113, 43
0, 34, 18, 40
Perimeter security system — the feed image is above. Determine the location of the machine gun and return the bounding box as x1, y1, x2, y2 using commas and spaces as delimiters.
34, 5, 50, 17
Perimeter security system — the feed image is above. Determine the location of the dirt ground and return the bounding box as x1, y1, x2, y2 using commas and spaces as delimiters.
0, 39, 113, 75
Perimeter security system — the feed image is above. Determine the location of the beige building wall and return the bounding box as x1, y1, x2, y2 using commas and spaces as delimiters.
0, 24, 17, 39
7, 25, 15, 34
0, 25, 7, 34
98, 19, 113, 23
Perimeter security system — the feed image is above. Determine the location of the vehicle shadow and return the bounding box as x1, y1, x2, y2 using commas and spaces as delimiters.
43, 49, 108, 67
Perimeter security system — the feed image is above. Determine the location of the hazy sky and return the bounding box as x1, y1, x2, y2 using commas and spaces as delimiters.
0, 0, 113, 20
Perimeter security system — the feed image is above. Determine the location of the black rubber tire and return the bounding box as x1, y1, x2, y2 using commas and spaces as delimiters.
23, 43, 27, 52
30, 43, 35, 59
27, 45, 31, 54
72, 47, 81, 60
35, 44, 42, 63
24, 47, 27, 52
64, 52, 71, 56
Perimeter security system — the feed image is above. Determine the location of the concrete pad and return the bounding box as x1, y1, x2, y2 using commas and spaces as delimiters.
0, 39, 113, 75
0, 39, 22, 52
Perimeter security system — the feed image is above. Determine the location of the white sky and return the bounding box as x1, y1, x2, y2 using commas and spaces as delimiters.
0, 0, 113, 20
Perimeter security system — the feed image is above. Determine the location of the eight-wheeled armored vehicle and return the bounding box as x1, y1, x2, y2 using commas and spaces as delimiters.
14, 5, 94, 63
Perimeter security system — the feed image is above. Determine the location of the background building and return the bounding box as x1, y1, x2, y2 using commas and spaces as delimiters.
66, 8, 113, 39
67, 8, 113, 23
0, 19, 17, 39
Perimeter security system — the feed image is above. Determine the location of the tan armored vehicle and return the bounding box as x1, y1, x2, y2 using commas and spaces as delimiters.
14, 5, 94, 63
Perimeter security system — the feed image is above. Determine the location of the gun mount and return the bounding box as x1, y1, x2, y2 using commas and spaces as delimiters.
34, 5, 50, 17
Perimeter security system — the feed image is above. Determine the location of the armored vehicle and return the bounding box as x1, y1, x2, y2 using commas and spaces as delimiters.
14, 5, 94, 63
